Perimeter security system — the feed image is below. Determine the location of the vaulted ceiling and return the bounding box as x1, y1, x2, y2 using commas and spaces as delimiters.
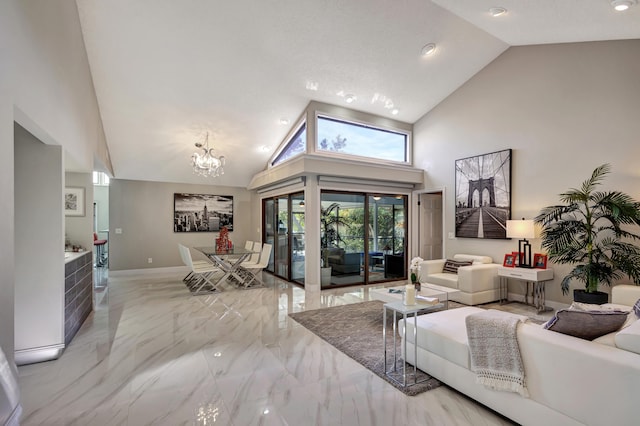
76, 0, 640, 187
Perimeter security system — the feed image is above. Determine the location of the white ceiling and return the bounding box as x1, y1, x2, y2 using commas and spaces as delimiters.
75, 0, 640, 187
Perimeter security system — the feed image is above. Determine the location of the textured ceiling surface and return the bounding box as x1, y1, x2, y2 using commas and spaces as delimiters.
76, 0, 640, 187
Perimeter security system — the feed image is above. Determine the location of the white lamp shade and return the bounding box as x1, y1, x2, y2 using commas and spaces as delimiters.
506, 219, 535, 239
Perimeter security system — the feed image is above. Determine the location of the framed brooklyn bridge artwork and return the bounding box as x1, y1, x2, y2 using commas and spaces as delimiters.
174, 193, 234, 232
454, 149, 511, 239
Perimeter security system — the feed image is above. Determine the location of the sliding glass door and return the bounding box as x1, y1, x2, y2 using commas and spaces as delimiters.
275, 195, 289, 277
264, 199, 276, 273
263, 190, 406, 288
262, 192, 305, 284
368, 195, 406, 283
291, 193, 305, 285
320, 191, 407, 289
321, 192, 365, 288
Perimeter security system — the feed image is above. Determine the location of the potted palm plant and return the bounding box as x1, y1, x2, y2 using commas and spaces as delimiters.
535, 164, 640, 303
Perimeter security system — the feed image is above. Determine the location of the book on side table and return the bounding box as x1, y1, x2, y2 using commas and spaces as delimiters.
416, 295, 439, 306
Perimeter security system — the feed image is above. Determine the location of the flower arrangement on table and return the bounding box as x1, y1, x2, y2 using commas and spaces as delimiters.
410, 257, 424, 285
215, 226, 232, 252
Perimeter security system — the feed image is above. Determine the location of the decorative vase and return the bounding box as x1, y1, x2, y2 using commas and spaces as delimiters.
410, 272, 420, 292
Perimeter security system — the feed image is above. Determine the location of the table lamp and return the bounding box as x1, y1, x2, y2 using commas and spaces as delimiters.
506, 218, 535, 268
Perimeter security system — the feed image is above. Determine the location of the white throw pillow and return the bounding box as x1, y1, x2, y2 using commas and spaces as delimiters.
615, 319, 640, 355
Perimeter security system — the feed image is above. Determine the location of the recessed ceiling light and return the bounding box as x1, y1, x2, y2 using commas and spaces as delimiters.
391, 109, 399, 115
259, 145, 271, 152
279, 118, 289, 125
611, 0, 636, 11
345, 94, 357, 104
489, 7, 507, 17
305, 81, 319, 91
421, 43, 437, 57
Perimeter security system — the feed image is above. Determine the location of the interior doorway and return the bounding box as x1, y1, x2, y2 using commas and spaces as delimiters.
417, 191, 444, 260
93, 172, 110, 294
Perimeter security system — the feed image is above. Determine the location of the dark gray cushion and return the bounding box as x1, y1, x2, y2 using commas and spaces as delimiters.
543, 309, 628, 341
442, 259, 472, 274
634, 298, 640, 318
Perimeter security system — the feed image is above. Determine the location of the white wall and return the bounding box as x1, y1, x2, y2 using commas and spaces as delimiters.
10, 1, 107, 170
0, 0, 107, 396
109, 179, 254, 271
413, 40, 640, 304
0, 0, 18, 379
0, 100, 15, 379
14, 124, 65, 353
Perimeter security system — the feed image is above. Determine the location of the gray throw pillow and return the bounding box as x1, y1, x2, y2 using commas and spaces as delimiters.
543, 309, 628, 341
634, 298, 640, 318
442, 259, 472, 274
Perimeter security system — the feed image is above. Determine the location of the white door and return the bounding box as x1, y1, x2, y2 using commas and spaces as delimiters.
419, 192, 443, 260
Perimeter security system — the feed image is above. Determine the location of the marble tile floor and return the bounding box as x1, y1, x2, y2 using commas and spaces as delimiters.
17, 271, 544, 425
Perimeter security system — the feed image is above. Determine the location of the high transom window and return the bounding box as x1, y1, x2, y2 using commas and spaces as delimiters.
271, 122, 306, 167
268, 102, 412, 168
93, 171, 110, 186
316, 116, 409, 163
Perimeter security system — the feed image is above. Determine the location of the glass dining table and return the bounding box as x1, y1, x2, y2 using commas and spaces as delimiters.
194, 246, 257, 289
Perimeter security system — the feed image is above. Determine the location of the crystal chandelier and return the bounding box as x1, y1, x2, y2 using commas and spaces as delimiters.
191, 132, 225, 177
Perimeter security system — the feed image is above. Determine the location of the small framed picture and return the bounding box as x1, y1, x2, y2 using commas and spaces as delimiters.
533, 253, 548, 269
64, 187, 85, 217
512, 251, 523, 266
503, 253, 516, 267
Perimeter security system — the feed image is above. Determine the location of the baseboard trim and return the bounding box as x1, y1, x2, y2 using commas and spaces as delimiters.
109, 266, 188, 277
15, 344, 65, 366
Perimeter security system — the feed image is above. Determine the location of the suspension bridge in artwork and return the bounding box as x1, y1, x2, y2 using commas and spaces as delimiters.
455, 151, 511, 239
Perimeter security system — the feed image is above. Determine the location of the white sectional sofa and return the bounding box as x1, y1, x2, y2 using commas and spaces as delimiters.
418, 254, 500, 305
401, 285, 640, 426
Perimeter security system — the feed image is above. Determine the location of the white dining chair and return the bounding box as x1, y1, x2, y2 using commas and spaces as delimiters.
179, 244, 222, 294
240, 243, 272, 287
240, 241, 262, 268
178, 244, 213, 287
244, 240, 254, 250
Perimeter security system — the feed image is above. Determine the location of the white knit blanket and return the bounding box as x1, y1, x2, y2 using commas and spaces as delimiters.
465, 309, 529, 397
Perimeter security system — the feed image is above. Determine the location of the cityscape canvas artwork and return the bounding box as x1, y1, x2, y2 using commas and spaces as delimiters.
174, 193, 233, 232
455, 149, 511, 239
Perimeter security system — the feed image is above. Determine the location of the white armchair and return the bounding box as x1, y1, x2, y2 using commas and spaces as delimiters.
418, 254, 500, 305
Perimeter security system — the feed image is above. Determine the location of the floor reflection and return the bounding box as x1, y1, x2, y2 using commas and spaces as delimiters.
17, 269, 519, 425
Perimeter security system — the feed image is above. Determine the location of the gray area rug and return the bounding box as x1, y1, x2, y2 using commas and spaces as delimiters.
289, 300, 441, 396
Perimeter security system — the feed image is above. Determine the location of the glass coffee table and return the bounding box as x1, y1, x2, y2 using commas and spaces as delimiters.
370, 282, 459, 309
